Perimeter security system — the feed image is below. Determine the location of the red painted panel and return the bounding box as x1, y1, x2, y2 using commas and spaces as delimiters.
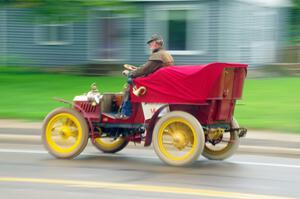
74, 101, 101, 122
232, 68, 247, 99
214, 100, 234, 122
222, 68, 235, 99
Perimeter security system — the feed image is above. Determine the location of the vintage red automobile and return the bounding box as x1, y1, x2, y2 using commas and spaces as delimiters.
42, 62, 248, 166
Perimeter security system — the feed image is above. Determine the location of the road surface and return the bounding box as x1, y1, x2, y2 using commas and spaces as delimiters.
0, 143, 299, 199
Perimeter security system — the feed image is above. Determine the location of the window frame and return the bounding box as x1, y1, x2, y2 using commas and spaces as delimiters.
87, 8, 131, 62
35, 23, 73, 46
145, 5, 209, 55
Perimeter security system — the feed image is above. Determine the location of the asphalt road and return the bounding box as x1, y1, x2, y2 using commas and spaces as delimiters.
0, 143, 299, 199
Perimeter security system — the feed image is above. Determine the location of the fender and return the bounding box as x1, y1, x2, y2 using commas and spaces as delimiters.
144, 104, 169, 146
53, 97, 73, 106
53, 97, 97, 141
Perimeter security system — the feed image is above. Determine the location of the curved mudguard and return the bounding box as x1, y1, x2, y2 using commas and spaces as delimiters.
53, 97, 96, 140
144, 104, 169, 146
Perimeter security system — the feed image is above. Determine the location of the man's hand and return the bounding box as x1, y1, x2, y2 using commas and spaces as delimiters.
122, 70, 130, 77
124, 64, 137, 71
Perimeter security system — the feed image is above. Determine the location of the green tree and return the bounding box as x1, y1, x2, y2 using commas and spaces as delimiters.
0, 0, 132, 23
293, 0, 300, 8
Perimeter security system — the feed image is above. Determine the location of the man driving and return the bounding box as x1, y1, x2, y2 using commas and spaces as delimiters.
120, 34, 174, 118
123, 34, 174, 77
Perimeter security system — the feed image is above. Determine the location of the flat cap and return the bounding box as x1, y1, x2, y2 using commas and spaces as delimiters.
147, 33, 164, 44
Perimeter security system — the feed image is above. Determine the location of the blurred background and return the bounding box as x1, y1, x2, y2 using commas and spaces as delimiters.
0, 0, 299, 133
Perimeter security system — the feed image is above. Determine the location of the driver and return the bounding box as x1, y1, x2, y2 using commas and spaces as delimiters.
120, 34, 174, 118
123, 34, 174, 78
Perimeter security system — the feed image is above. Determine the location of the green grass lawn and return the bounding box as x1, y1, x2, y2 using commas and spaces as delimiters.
235, 77, 300, 133
0, 70, 125, 120
0, 68, 299, 133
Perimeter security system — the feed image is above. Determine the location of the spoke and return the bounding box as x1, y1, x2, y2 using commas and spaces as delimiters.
71, 131, 78, 138
66, 118, 74, 126
168, 124, 176, 134
162, 133, 173, 139
187, 143, 193, 147
69, 126, 78, 137
175, 122, 185, 132
59, 138, 73, 146
162, 141, 173, 145
163, 129, 173, 136
59, 118, 67, 125
64, 118, 69, 125
174, 122, 179, 131
51, 127, 61, 136
181, 124, 190, 133
177, 122, 185, 129
178, 124, 193, 144
53, 121, 63, 129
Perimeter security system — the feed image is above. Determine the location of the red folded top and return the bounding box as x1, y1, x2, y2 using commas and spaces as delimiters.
130, 62, 248, 104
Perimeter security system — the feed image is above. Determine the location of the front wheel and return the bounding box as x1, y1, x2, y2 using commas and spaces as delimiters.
42, 107, 89, 159
202, 118, 240, 160
152, 111, 205, 166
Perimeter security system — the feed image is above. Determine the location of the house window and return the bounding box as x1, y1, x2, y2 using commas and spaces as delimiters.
88, 10, 130, 61
36, 24, 72, 45
146, 5, 208, 55
101, 14, 123, 60
168, 10, 187, 50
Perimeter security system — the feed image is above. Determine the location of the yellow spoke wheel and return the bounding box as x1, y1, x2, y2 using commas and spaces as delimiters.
93, 135, 128, 153
153, 111, 204, 166
42, 107, 89, 159
202, 117, 240, 160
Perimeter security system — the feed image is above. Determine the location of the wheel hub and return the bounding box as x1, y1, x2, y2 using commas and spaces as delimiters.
172, 130, 188, 150
207, 128, 224, 145
59, 126, 72, 139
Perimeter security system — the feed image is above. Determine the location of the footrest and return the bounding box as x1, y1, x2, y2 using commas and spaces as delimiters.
102, 113, 129, 120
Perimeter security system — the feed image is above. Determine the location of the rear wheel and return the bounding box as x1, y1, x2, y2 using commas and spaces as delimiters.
93, 134, 128, 153
202, 118, 240, 160
153, 111, 205, 166
42, 107, 89, 159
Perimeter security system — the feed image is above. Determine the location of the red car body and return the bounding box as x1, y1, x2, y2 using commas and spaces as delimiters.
73, 62, 247, 145
44, 62, 248, 166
